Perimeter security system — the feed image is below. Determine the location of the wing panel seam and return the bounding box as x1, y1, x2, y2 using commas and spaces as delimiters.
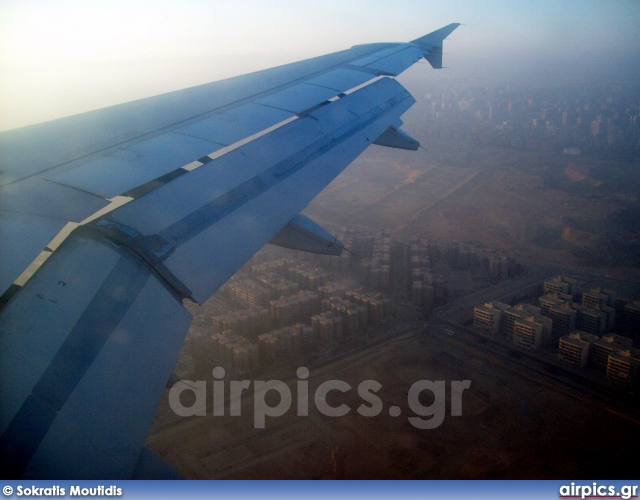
157, 91, 412, 249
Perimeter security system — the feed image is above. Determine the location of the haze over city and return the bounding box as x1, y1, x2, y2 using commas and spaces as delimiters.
1, 0, 639, 130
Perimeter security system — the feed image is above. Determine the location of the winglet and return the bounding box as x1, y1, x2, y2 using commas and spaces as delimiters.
411, 23, 460, 69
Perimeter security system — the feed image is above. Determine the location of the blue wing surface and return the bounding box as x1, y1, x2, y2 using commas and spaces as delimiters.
0, 23, 459, 478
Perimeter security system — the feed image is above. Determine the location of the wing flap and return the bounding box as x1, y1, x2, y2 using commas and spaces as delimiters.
107, 119, 324, 236
103, 77, 415, 303
105, 77, 411, 237
1, 234, 123, 436
1, 228, 191, 478
335, 77, 404, 117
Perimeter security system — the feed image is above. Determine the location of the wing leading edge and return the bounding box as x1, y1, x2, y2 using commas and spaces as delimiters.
0, 23, 460, 478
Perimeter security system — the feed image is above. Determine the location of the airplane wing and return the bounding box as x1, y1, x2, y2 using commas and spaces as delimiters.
0, 23, 460, 478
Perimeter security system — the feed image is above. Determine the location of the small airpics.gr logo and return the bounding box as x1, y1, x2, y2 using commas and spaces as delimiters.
169, 367, 471, 429
559, 482, 638, 500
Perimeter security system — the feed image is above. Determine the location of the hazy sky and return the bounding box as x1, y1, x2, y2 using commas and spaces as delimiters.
1, 0, 639, 131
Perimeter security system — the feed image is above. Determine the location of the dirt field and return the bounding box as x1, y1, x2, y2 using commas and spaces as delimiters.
148, 327, 639, 479
304, 139, 640, 274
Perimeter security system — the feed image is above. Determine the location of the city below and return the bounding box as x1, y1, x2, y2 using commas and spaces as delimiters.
148, 231, 639, 479
146, 74, 640, 479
